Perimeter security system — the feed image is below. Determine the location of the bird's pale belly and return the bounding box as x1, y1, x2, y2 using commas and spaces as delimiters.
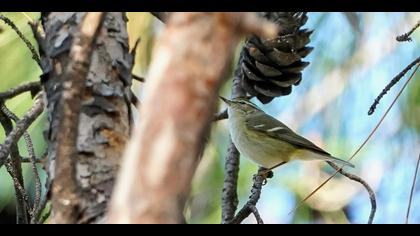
229, 121, 294, 168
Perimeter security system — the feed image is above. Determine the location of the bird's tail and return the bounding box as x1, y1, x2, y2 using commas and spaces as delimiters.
323, 155, 355, 168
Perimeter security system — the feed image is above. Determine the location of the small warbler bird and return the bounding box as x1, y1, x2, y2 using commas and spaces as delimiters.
220, 97, 354, 170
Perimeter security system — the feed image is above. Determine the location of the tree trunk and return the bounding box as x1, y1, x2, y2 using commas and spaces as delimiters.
39, 12, 133, 223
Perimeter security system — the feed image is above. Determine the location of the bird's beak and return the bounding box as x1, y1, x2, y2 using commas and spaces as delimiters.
219, 96, 232, 105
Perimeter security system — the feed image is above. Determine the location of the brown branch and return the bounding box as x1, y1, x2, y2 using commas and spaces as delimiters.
108, 12, 277, 224
229, 167, 266, 224
368, 56, 420, 115
0, 81, 41, 100
406, 153, 420, 224
0, 14, 42, 69
327, 162, 376, 224
51, 12, 105, 224
396, 20, 420, 42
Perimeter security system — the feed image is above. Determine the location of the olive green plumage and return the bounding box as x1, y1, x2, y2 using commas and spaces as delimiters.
221, 97, 354, 169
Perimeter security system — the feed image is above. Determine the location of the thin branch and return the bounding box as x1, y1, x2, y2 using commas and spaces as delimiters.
368, 56, 420, 115
0, 81, 41, 100
249, 205, 264, 224
327, 162, 376, 224
406, 153, 420, 224
4, 161, 31, 217
128, 89, 140, 107
229, 167, 266, 224
132, 74, 145, 83
0, 103, 29, 223
213, 109, 228, 121
396, 20, 420, 42
0, 103, 42, 218
291, 63, 420, 216
0, 96, 44, 168
150, 12, 170, 23
51, 12, 106, 224
0, 14, 42, 69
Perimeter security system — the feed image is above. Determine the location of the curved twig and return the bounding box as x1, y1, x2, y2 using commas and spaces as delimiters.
327, 162, 376, 224
0, 96, 44, 168
292, 63, 420, 217
0, 104, 42, 215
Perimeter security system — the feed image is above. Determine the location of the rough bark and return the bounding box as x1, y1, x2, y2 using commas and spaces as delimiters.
107, 12, 277, 224
39, 12, 133, 223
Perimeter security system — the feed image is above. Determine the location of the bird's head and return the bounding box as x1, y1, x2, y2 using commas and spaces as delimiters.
219, 96, 261, 114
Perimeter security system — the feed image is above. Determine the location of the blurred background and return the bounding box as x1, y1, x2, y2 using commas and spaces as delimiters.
0, 12, 419, 224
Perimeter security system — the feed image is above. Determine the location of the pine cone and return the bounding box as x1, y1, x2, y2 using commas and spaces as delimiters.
241, 12, 313, 104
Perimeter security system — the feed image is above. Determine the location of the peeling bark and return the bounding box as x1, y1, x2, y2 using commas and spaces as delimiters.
39, 12, 133, 223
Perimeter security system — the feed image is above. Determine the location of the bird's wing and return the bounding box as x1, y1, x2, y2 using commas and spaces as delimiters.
245, 112, 331, 156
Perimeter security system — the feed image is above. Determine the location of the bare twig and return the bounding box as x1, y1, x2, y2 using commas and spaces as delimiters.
368, 56, 420, 115
327, 162, 376, 224
0, 96, 44, 168
292, 63, 420, 216
0, 81, 41, 100
406, 153, 420, 224
51, 12, 105, 224
396, 20, 420, 42
150, 12, 170, 23
0, 103, 42, 218
213, 109, 228, 121
229, 167, 266, 224
4, 161, 31, 218
128, 89, 140, 107
0, 104, 29, 223
132, 74, 145, 83
249, 205, 264, 224
0, 14, 42, 68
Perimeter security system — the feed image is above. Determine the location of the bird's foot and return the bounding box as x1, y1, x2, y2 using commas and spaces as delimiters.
253, 169, 273, 185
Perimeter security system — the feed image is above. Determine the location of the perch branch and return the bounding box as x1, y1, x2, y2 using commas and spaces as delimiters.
229, 167, 266, 224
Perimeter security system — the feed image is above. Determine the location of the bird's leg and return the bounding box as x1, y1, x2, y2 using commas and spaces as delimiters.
254, 161, 287, 185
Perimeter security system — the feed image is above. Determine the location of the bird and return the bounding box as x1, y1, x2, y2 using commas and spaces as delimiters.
220, 96, 354, 172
